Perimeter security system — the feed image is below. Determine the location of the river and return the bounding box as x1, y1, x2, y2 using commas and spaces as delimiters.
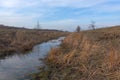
0, 37, 64, 80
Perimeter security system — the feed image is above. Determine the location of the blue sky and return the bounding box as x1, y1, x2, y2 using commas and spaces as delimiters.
0, 0, 120, 31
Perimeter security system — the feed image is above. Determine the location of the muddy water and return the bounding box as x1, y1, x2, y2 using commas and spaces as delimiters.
0, 37, 64, 80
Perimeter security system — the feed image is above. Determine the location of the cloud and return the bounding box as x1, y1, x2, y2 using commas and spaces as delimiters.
40, 0, 105, 8
0, 0, 106, 9
41, 19, 78, 31
0, 0, 19, 8
0, 9, 42, 28
95, 4, 120, 13
0, 0, 38, 8
0, 0, 120, 30
41, 19, 92, 31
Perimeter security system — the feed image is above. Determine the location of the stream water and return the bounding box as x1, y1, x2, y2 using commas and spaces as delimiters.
0, 37, 64, 80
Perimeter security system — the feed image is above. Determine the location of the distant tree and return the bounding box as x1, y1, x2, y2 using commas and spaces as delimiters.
76, 25, 81, 32
90, 21, 95, 30
36, 21, 41, 29
34, 20, 41, 30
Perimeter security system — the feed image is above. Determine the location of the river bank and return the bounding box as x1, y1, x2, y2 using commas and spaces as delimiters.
32, 26, 120, 80
0, 26, 68, 58
0, 37, 64, 80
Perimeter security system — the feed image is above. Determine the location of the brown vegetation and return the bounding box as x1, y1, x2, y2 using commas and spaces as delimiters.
33, 26, 120, 80
0, 26, 68, 57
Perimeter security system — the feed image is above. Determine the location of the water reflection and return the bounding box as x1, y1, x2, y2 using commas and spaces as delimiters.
0, 37, 64, 80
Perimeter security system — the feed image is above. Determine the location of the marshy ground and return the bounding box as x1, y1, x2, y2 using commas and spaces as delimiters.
33, 26, 120, 80
0, 25, 68, 58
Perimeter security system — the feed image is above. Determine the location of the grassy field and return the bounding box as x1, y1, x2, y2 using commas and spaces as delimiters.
0, 25, 68, 57
32, 26, 120, 80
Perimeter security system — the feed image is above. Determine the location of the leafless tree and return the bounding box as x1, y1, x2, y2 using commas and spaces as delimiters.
36, 21, 41, 29
90, 21, 95, 30
76, 25, 81, 32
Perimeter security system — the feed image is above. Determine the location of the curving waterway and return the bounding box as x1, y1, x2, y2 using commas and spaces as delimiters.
0, 37, 64, 80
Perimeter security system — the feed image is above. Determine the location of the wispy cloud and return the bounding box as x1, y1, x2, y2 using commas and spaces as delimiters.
0, 0, 120, 30
38, 0, 105, 8
0, 0, 38, 8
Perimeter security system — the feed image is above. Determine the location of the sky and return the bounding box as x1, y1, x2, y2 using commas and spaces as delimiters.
0, 0, 120, 31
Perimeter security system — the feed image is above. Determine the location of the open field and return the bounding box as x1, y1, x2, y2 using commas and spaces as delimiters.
0, 25, 68, 57
33, 26, 120, 80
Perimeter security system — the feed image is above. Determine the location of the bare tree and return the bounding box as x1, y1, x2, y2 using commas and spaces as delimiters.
76, 25, 81, 32
90, 20, 95, 30
36, 21, 41, 29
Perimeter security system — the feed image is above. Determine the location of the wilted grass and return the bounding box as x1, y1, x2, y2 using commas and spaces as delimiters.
33, 26, 120, 80
0, 26, 68, 57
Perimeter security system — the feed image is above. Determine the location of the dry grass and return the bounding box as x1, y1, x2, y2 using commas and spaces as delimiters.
0, 26, 68, 57
33, 26, 120, 80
